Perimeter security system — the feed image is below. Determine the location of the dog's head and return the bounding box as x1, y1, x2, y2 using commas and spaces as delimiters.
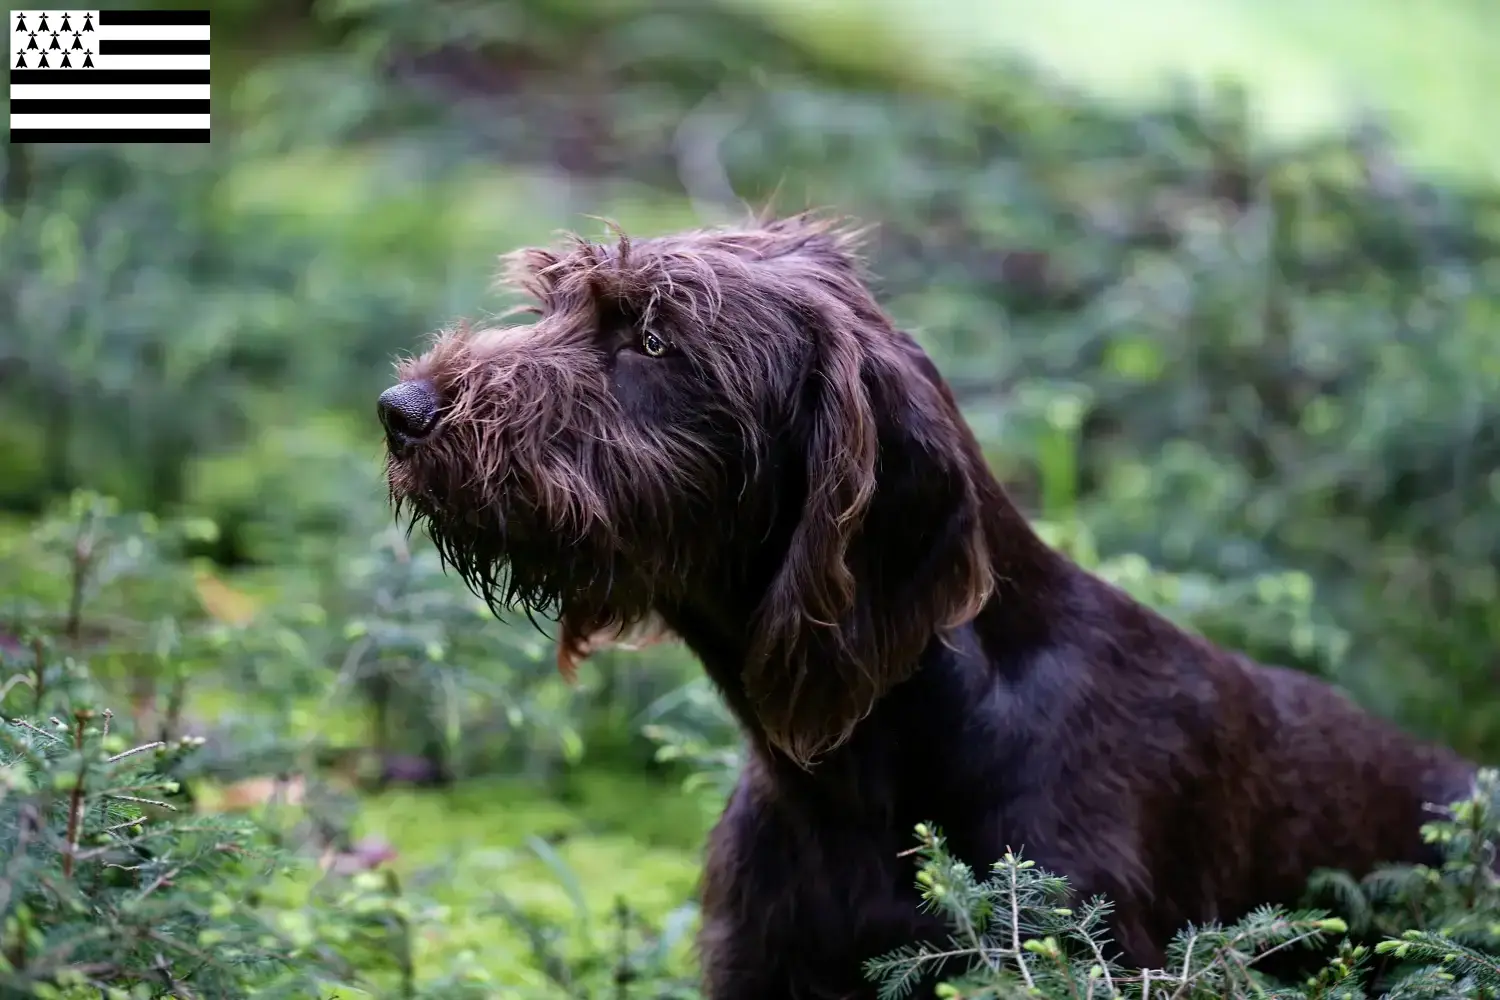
382, 214, 994, 764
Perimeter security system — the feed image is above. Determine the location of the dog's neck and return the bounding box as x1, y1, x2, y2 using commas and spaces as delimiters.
664, 597, 1054, 820
660, 477, 1071, 812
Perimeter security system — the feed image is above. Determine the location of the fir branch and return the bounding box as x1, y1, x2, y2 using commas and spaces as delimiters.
1378, 931, 1500, 989
1006, 852, 1037, 987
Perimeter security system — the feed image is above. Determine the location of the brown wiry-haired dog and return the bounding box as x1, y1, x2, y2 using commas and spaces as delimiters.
380, 214, 1476, 997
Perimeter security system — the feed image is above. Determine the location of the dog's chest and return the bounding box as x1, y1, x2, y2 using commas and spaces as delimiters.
700, 780, 1032, 1000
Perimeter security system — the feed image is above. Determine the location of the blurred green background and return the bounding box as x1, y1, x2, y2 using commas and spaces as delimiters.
1, 0, 1498, 994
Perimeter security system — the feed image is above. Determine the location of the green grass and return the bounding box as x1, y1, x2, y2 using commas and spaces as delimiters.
350, 767, 709, 992
186, 676, 711, 993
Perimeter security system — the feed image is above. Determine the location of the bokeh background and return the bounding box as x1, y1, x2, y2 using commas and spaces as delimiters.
2, 0, 1497, 994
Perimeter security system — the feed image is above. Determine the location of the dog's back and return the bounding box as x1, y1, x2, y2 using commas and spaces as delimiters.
1045, 583, 1475, 961
1210, 655, 1469, 893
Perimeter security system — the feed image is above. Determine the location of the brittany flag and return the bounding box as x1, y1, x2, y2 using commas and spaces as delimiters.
9, 9, 209, 143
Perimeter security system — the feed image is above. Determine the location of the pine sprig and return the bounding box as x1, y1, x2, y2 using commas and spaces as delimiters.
0, 710, 311, 996
1378, 931, 1500, 997
870, 770, 1500, 1000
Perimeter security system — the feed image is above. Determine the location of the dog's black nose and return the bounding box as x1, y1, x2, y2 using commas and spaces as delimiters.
377, 379, 439, 447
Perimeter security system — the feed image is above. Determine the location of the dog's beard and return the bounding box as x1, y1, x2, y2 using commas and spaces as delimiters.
383, 399, 729, 682
390, 463, 659, 655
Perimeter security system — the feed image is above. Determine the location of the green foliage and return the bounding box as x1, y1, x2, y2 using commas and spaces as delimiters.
1, 493, 701, 997
0, 694, 537, 998
485, 838, 701, 999
867, 824, 1350, 999
0, 710, 298, 998
868, 777, 1500, 999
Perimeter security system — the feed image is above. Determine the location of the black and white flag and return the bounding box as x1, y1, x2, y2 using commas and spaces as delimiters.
9, 9, 210, 143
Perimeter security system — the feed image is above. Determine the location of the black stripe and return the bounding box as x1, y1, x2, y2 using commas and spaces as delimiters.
10, 70, 210, 84
10, 99, 210, 114
9, 129, 211, 143
99, 39, 211, 55
99, 10, 211, 25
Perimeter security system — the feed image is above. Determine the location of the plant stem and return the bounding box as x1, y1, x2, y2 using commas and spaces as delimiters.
1008, 856, 1036, 988
65, 516, 96, 644
30, 637, 45, 711
62, 709, 92, 878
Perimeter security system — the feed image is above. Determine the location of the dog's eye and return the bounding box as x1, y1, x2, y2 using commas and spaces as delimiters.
640, 330, 671, 358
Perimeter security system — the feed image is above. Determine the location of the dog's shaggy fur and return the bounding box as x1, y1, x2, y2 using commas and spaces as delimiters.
382, 215, 1476, 998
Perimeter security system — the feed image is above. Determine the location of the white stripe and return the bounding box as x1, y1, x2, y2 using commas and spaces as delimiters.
10, 84, 210, 101
10, 57, 212, 71
97, 54, 211, 72
93, 24, 210, 42
10, 112, 209, 130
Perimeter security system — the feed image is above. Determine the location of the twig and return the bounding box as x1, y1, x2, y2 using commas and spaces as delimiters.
76, 825, 180, 862
134, 862, 185, 902
1007, 855, 1036, 988
1083, 924, 1119, 996
10, 717, 65, 744
106, 792, 178, 810
162, 669, 187, 742
105, 815, 151, 833
31, 636, 45, 710
62, 710, 92, 878
108, 741, 165, 763
1165, 930, 1196, 999
65, 513, 96, 643
1230, 925, 1331, 970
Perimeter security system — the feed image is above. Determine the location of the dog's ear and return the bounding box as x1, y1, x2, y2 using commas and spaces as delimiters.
745, 299, 993, 767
